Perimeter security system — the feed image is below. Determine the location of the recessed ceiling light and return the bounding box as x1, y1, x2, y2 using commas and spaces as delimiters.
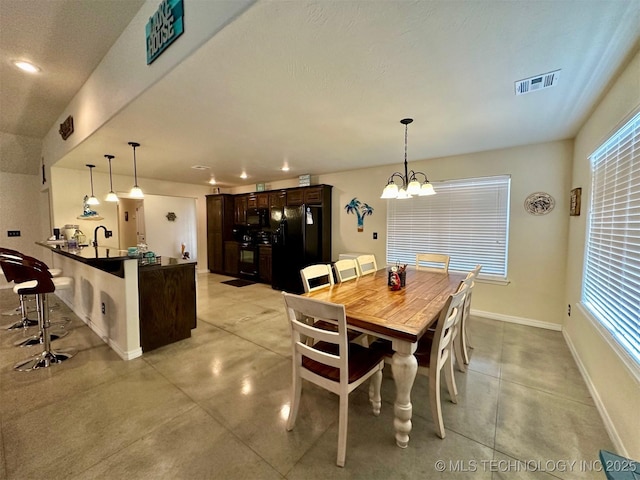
13, 60, 40, 73
282, 165, 290, 172
191, 165, 210, 170
240, 171, 248, 179
208, 177, 216, 185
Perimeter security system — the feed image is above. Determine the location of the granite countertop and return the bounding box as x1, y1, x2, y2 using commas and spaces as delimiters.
38, 242, 130, 261
37, 241, 196, 267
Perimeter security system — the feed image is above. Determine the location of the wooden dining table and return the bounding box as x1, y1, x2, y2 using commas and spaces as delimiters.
304, 267, 466, 448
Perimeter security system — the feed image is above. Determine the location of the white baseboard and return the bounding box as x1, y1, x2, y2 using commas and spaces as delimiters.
562, 330, 629, 457
471, 309, 562, 331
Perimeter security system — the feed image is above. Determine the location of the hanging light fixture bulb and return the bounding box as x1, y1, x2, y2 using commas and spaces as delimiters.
128, 142, 144, 198
85, 164, 100, 205
380, 118, 436, 199
104, 154, 118, 202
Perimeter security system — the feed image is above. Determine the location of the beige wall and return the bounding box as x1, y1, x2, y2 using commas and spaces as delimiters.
235, 139, 572, 327
0, 132, 47, 287
564, 48, 640, 458
50, 167, 211, 272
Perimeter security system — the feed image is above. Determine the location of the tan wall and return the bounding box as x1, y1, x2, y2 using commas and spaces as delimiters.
564, 48, 640, 458
50, 167, 211, 272
235, 139, 572, 327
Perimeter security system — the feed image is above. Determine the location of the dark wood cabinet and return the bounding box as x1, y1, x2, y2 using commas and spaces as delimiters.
259, 245, 272, 283
234, 195, 248, 224
206, 185, 332, 284
139, 262, 196, 352
224, 241, 239, 276
304, 186, 324, 204
286, 189, 304, 206
269, 191, 286, 208
257, 193, 269, 208
206, 194, 234, 274
248, 193, 268, 209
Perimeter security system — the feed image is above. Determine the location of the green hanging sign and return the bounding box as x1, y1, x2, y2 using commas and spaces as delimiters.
146, 0, 184, 65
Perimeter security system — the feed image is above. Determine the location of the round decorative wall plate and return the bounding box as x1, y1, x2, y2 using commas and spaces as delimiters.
524, 192, 555, 215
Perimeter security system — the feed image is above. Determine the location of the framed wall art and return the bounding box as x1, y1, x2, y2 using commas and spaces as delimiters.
570, 187, 581, 216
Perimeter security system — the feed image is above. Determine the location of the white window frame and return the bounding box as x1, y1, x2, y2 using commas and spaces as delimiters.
386, 175, 510, 281
581, 110, 640, 371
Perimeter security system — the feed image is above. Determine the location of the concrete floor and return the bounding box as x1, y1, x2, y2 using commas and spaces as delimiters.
0, 273, 612, 479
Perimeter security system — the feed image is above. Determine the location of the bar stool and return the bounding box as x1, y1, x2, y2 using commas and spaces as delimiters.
1, 248, 62, 330
0, 257, 76, 371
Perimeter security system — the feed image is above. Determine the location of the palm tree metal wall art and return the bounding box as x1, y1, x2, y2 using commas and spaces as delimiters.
345, 197, 374, 232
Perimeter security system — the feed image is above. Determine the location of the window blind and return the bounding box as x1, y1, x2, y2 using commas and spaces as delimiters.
583, 111, 640, 365
386, 175, 510, 278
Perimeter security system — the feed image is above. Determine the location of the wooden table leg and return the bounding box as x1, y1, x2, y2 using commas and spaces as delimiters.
391, 341, 418, 448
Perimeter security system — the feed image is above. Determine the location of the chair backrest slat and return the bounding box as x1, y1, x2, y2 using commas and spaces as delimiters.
416, 253, 450, 273
355, 255, 377, 276
283, 292, 349, 381
300, 264, 334, 293
333, 259, 360, 283
430, 283, 467, 367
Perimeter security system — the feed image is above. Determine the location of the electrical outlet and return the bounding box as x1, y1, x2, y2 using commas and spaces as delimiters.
373, 232, 378, 240
567, 304, 571, 316
101, 302, 106, 314
7, 230, 21, 237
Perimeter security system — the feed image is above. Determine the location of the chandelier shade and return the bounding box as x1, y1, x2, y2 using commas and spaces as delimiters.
380, 118, 436, 199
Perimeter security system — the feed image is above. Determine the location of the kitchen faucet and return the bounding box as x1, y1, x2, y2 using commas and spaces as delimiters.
93, 225, 112, 247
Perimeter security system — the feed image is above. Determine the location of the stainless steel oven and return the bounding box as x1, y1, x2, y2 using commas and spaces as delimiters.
239, 242, 258, 278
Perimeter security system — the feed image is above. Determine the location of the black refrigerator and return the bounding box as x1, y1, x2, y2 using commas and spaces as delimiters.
271, 204, 326, 294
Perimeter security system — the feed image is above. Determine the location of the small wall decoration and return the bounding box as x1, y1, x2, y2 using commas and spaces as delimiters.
524, 192, 555, 215
58, 115, 74, 140
570, 187, 582, 216
345, 197, 374, 232
166, 212, 177, 222
77, 195, 103, 220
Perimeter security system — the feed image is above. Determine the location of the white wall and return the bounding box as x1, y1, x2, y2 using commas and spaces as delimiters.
143, 194, 197, 259
0, 171, 44, 288
564, 48, 640, 458
0, 132, 46, 287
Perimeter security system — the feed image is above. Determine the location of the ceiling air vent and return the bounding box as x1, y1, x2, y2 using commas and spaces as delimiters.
515, 69, 561, 96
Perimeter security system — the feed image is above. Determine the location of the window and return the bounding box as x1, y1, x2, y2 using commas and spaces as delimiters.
583, 111, 640, 366
386, 175, 510, 278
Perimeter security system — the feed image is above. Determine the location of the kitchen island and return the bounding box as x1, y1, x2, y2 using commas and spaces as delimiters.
37, 242, 196, 359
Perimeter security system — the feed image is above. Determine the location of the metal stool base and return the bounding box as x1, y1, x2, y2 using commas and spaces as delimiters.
14, 328, 69, 347
6, 318, 38, 330
14, 349, 76, 371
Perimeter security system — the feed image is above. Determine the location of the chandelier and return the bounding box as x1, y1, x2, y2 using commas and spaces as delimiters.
380, 118, 435, 199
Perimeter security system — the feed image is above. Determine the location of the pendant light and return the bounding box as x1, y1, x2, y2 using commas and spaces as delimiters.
128, 141, 144, 198
104, 154, 118, 202
85, 164, 100, 205
380, 118, 436, 199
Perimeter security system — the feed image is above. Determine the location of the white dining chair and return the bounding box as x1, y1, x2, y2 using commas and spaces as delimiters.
333, 259, 360, 283
300, 264, 334, 293
459, 264, 482, 365
283, 292, 385, 467
414, 282, 468, 438
371, 283, 467, 439
355, 254, 377, 276
416, 253, 450, 273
